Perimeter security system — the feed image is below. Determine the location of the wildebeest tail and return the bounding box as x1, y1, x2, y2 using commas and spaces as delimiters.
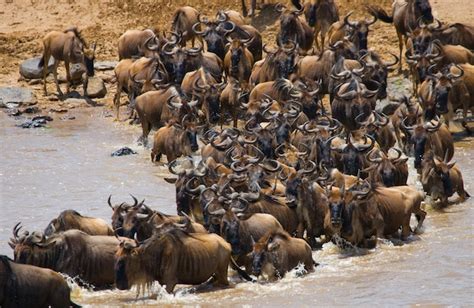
230, 256, 255, 282
366, 5, 393, 23
38, 56, 45, 68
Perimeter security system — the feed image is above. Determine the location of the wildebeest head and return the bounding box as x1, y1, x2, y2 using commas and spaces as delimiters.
304, 0, 319, 27
366, 148, 405, 187
359, 51, 398, 99
108, 195, 138, 236
193, 15, 235, 60
344, 12, 377, 52
251, 230, 289, 277
332, 134, 375, 176
430, 154, 457, 197
355, 111, 389, 141
263, 43, 299, 80
414, 0, 434, 24
162, 39, 202, 84
167, 158, 207, 217
114, 238, 142, 290
283, 161, 317, 207
9, 224, 51, 265
434, 65, 464, 114
326, 185, 351, 231
121, 200, 154, 239
194, 79, 225, 124
405, 45, 440, 83
402, 117, 441, 169
277, 6, 305, 46
220, 207, 248, 255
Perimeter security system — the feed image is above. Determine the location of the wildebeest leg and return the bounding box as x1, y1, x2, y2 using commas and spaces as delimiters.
214, 259, 230, 287
113, 82, 122, 121
82, 67, 89, 97
457, 179, 470, 201
140, 121, 150, 146
65, 60, 72, 94
396, 31, 404, 74
414, 209, 426, 233
52, 60, 63, 96
42, 52, 51, 96
249, 0, 256, 17
400, 219, 411, 241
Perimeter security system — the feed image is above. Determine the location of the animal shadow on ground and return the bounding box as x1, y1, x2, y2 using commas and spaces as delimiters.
251, 4, 281, 33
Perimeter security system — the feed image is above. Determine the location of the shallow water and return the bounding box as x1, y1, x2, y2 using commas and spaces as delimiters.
1, 108, 472, 306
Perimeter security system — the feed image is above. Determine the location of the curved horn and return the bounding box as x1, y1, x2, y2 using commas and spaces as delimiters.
447, 64, 464, 79
129, 194, 138, 208
344, 11, 358, 28
384, 52, 399, 68
401, 116, 414, 131
192, 21, 208, 36
107, 195, 113, 209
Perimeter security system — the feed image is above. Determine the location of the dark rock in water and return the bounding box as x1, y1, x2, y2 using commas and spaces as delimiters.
6, 106, 39, 117
19, 57, 55, 79
94, 60, 118, 71
0, 87, 36, 108
111, 147, 137, 157
87, 76, 107, 98
17, 115, 53, 128
22, 106, 40, 114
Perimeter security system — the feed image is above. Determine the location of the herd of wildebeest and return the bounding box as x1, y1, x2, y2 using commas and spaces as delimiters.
2, 0, 474, 306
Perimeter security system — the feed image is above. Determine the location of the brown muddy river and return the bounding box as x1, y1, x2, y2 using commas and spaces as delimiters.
1, 106, 473, 306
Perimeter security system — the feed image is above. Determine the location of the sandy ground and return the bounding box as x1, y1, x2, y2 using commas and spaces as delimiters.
0, 0, 469, 113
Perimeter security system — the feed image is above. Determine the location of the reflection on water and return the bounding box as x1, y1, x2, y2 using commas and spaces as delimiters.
0, 109, 472, 306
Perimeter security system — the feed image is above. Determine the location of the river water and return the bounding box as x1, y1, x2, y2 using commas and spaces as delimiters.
0, 106, 472, 306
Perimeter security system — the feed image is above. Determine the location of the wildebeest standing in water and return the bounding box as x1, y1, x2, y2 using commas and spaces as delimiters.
114, 228, 246, 293
10, 226, 119, 289
39, 27, 95, 97
251, 229, 315, 280
0, 255, 80, 308
44, 209, 114, 236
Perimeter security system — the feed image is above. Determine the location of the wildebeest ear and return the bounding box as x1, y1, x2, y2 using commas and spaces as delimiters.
163, 177, 177, 184
396, 158, 409, 165
447, 161, 456, 169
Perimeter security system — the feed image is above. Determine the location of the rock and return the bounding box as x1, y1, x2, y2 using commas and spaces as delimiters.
60, 115, 76, 121
64, 98, 90, 108
94, 60, 118, 71
21, 106, 40, 114
70, 64, 85, 83
86, 76, 107, 98
50, 108, 68, 113
17, 115, 53, 128
111, 147, 137, 157
0, 87, 36, 107
19, 57, 54, 80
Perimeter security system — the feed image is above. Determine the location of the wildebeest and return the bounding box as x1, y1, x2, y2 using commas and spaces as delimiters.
39, 27, 95, 97
276, 4, 314, 52
171, 6, 200, 46
114, 228, 251, 293
367, 0, 434, 72
44, 210, 114, 236
365, 148, 409, 187
10, 227, 119, 288
303, 0, 339, 50
251, 229, 314, 280
0, 255, 80, 308
117, 29, 160, 60
150, 116, 200, 163
224, 38, 254, 83
212, 208, 283, 270
431, 64, 474, 133
421, 153, 470, 206
402, 117, 454, 169
135, 88, 198, 145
